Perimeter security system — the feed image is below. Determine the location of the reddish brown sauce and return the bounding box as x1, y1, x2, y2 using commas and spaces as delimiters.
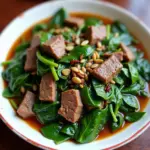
3, 12, 149, 141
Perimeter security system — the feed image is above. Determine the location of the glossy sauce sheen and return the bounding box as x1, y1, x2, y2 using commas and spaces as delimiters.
4, 13, 150, 140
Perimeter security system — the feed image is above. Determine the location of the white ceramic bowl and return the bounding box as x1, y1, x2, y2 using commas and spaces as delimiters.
0, 0, 150, 149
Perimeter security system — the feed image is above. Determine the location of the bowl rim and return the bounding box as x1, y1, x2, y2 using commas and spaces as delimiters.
0, 0, 150, 149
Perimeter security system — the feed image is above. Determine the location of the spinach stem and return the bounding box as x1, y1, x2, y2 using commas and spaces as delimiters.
1, 60, 12, 66
9, 99, 18, 110
109, 104, 118, 122
106, 24, 111, 39
49, 59, 59, 81
50, 66, 59, 81
37, 51, 58, 67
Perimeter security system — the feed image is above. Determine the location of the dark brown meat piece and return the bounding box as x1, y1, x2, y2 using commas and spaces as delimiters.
24, 47, 37, 72
65, 17, 84, 27
39, 73, 56, 102
17, 91, 36, 119
42, 35, 66, 59
113, 51, 123, 61
91, 55, 123, 83
120, 42, 135, 61
24, 35, 40, 72
58, 89, 83, 123
31, 34, 41, 48
103, 52, 123, 61
86, 26, 106, 45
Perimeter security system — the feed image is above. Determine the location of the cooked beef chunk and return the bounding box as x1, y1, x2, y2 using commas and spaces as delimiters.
17, 91, 36, 119
91, 55, 123, 83
31, 34, 40, 48
103, 52, 123, 61
120, 42, 135, 61
58, 89, 83, 123
24, 35, 40, 72
42, 35, 66, 59
39, 73, 56, 102
65, 17, 84, 27
86, 26, 106, 45
24, 47, 37, 72
113, 51, 123, 61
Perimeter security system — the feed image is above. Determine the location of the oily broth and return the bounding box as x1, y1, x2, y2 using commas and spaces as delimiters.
3, 12, 149, 141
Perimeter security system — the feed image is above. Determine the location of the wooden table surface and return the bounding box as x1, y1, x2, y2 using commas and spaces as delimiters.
0, 0, 150, 150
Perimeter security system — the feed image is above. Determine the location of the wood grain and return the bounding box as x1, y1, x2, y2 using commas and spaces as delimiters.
0, 0, 150, 150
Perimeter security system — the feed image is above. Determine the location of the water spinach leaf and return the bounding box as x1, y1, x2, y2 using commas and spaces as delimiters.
41, 123, 70, 144
75, 107, 109, 143
61, 123, 78, 137
92, 79, 114, 100
49, 8, 68, 28
33, 101, 59, 124
111, 112, 124, 132
80, 85, 102, 107
60, 45, 94, 63
125, 112, 146, 122
122, 94, 139, 109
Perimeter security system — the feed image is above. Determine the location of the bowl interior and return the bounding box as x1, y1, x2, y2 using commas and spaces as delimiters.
0, 0, 150, 150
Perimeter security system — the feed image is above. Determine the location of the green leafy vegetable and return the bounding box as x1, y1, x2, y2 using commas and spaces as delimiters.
92, 79, 114, 100
10, 73, 29, 92
125, 112, 146, 122
15, 41, 30, 53
122, 83, 141, 95
2, 87, 19, 98
128, 63, 139, 84
80, 85, 102, 107
62, 29, 76, 42
32, 24, 48, 34
111, 113, 124, 132
120, 33, 133, 46
41, 123, 70, 144
33, 101, 59, 124
39, 32, 52, 44
57, 79, 68, 91
84, 18, 102, 30
135, 58, 150, 82
112, 86, 123, 115
57, 64, 70, 80
37, 60, 50, 76
111, 21, 128, 34
108, 36, 120, 51
61, 123, 78, 137
60, 45, 94, 63
75, 107, 109, 143
49, 8, 68, 28
123, 94, 139, 109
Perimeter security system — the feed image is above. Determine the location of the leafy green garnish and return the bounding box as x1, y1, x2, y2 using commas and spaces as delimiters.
75, 107, 109, 143
125, 112, 146, 122
60, 45, 94, 63
41, 123, 70, 144
49, 8, 68, 28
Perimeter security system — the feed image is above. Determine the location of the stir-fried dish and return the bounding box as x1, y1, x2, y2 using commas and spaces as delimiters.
2, 8, 150, 144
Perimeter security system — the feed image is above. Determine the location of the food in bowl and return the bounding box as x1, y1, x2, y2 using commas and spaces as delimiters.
1, 8, 150, 144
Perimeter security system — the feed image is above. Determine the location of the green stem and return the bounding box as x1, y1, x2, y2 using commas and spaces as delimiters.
1, 60, 13, 66
9, 99, 18, 110
106, 24, 111, 39
49, 59, 59, 81
37, 51, 58, 67
109, 104, 118, 122
50, 66, 59, 81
